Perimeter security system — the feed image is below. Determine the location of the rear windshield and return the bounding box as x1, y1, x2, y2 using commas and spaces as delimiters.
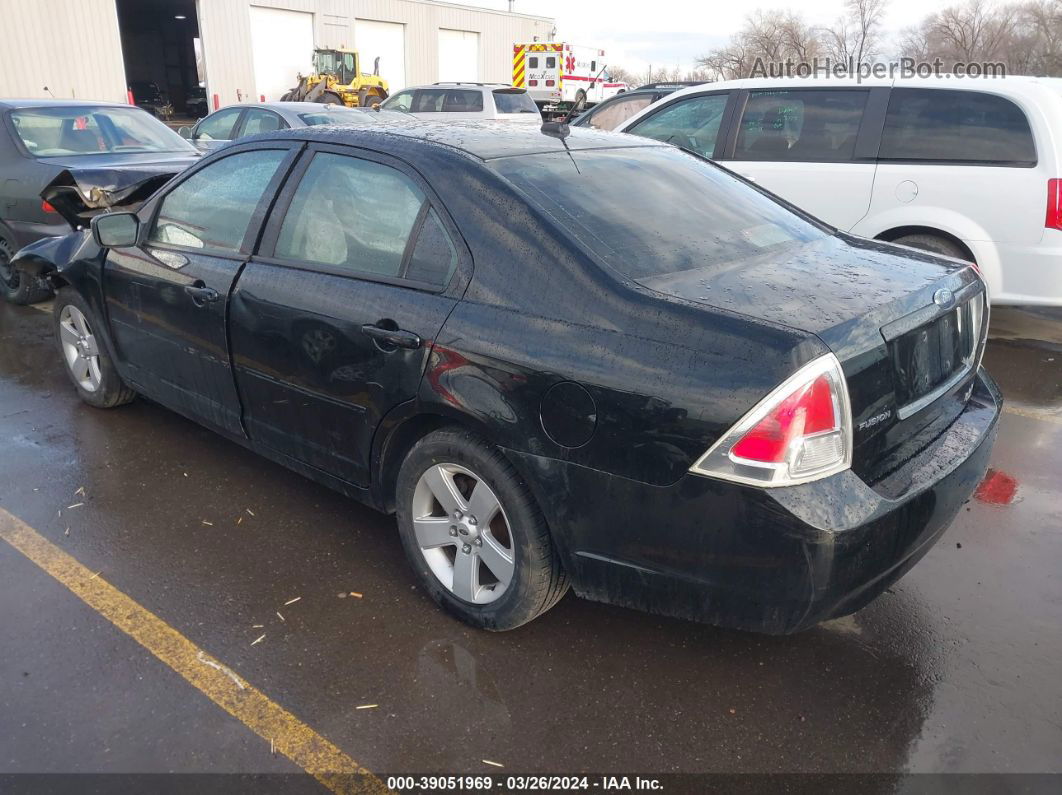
493, 90, 539, 114
10, 106, 194, 157
491, 146, 827, 281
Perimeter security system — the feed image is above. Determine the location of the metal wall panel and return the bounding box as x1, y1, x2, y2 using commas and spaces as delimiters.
0, 0, 128, 102
1, 0, 554, 109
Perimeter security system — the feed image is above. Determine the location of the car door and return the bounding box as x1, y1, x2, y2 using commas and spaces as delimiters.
719, 87, 881, 231
103, 143, 299, 436
191, 107, 244, 152
623, 90, 734, 160
229, 144, 468, 487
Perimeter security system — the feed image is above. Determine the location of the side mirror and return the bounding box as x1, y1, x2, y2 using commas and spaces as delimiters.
92, 212, 140, 248
573, 93, 588, 113
177, 125, 192, 139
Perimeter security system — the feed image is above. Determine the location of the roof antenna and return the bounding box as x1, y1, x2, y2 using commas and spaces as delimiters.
540, 120, 580, 174
43, 86, 56, 98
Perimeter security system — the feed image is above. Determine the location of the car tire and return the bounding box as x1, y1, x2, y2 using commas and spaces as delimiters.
53, 287, 136, 409
395, 427, 569, 630
891, 233, 970, 262
0, 237, 52, 305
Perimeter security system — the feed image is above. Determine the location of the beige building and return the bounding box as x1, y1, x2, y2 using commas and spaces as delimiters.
0, 0, 554, 114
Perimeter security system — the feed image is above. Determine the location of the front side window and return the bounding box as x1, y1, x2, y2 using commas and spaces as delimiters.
880, 88, 1036, 165
275, 152, 456, 286
580, 95, 653, 130
734, 89, 867, 162
195, 108, 242, 141
239, 109, 285, 137
149, 149, 286, 251
493, 146, 826, 282
382, 91, 414, 112
10, 106, 193, 157
627, 93, 729, 159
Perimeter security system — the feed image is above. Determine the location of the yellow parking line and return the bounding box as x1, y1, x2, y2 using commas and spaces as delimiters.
0, 508, 387, 795
1002, 404, 1062, 426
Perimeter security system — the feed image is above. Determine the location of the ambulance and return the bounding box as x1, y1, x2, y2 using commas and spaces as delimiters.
512, 42, 628, 116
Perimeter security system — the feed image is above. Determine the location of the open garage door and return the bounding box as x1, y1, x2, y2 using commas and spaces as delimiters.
249, 6, 314, 102
356, 20, 406, 92
438, 30, 480, 83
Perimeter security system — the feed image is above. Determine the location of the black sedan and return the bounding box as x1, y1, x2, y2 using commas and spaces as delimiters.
0, 100, 198, 304
15, 121, 1001, 632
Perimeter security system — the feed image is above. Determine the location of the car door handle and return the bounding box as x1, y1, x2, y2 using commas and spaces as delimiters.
184, 283, 219, 306
361, 323, 422, 350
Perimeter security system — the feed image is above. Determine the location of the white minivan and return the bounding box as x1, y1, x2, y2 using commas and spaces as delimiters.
616, 75, 1062, 306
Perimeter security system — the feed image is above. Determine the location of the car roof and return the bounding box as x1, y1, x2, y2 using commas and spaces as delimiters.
0, 98, 131, 110
250, 118, 664, 161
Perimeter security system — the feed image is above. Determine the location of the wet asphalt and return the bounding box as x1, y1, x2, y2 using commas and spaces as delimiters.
0, 298, 1059, 780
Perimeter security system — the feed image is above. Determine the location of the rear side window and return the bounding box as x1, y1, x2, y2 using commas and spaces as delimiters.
150, 149, 286, 251
275, 152, 456, 286
195, 108, 241, 141
580, 94, 653, 130
879, 88, 1036, 165
734, 89, 867, 162
240, 108, 285, 136
493, 90, 539, 114
411, 89, 484, 113
626, 93, 729, 159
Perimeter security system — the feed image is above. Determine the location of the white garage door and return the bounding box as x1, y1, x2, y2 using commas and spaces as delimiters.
249, 6, 314, 102
438, 29, 479, 83
356, 20, 406, 92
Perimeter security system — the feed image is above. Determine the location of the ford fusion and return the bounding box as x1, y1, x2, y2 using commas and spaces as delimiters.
16, 121, 1001, 632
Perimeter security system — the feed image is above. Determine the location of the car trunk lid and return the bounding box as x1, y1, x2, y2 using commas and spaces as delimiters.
638, 233, 988, 486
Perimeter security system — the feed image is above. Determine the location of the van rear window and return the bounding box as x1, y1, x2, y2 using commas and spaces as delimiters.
879, 88, 1036, 166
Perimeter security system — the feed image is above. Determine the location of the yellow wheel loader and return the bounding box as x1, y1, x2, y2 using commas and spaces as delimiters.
282, 49, 389, 108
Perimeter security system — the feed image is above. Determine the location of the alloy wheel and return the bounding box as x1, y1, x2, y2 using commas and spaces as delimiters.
59, 304, 102, 392
412, 463, 515, 604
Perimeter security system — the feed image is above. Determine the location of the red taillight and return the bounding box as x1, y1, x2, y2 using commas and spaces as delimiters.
731, 375, 837, 463
545, 79, 556, 86
689, 354, 852, 487
1047, 179, 1062, 231
41, 200, 57, 214
529, 79, 538, 86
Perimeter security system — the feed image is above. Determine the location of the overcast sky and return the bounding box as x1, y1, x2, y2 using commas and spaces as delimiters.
465, 0, 936, 76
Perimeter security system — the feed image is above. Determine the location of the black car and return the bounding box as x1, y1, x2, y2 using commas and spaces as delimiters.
0, 100, 198, 304
572, 81, 709, 131
15, 121, 1001, 633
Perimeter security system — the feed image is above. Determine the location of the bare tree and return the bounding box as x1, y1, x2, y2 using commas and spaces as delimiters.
697, 10, 824, 79
899, 0, 1019, 64
822, 0, 889, 65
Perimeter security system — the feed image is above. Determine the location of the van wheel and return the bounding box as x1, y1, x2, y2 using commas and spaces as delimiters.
53, 287, 135, 408
891, 233, 970, 262
395, 427, 569, 630
0, 237, 52, 305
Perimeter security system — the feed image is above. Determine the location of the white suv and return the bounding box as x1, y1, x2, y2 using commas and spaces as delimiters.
617, 75, 1062, 306
380, 83, 542, 124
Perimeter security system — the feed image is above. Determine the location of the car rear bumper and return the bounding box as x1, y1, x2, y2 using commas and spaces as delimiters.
508, 368, 1001, 633
991, 232, 1062, 306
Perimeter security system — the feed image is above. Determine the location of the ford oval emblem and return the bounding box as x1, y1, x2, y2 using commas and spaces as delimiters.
933, 288, 956, 309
